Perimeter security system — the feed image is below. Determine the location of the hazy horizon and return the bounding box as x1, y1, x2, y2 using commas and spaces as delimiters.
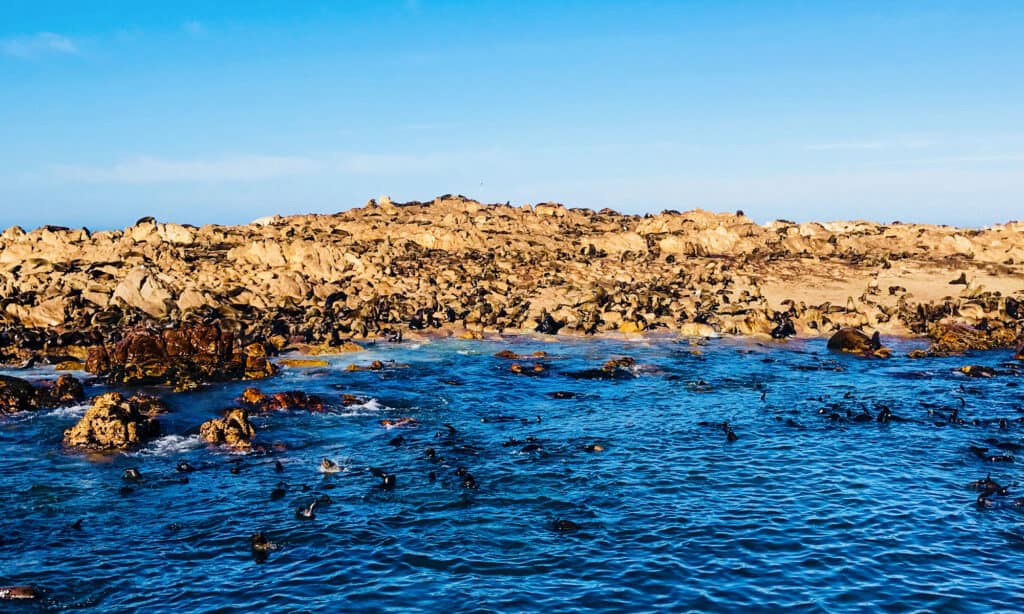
2, 1, 1022, 230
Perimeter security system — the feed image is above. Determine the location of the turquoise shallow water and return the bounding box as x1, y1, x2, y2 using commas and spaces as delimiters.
2, 336, 1024, 612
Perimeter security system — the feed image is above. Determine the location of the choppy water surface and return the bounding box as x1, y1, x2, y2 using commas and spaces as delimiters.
3, 337, 1024, 612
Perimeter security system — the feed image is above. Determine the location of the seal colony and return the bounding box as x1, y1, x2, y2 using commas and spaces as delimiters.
0, 195, 1021, 371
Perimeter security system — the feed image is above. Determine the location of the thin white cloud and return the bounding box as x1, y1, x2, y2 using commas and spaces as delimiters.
52, 155, 321, 184
183, 21, 206, 37
339, 153, 452, 174
876, 153, 1024, 166
47, 150, 493, 184
1, 32, 78, 58
805, 137, 937, 151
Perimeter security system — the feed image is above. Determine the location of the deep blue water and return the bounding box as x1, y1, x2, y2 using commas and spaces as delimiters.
2, 336, 1024, 612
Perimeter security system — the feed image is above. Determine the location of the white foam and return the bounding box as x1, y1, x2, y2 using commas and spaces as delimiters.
129, 434, 202, 457
46, 403, 89, 419
335, 398, 389, 416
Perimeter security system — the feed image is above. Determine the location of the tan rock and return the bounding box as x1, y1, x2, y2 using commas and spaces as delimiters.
63, 392, 162, 450
199, 408, 256, 449
113, 268, 172, 318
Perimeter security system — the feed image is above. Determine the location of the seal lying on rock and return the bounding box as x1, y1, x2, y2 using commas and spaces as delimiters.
826, 328, 891, 358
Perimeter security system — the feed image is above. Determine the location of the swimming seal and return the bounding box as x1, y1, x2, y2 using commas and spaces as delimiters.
370, 467, 396, 489
552, 519, 579, 532
295, 500, 317, 520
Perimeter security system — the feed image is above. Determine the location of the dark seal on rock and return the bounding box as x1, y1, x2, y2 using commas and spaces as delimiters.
826, 328, 891, 358
534, 312, 564, 335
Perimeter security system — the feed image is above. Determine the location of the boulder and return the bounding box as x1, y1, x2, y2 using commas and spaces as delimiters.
827, 328, 891, 358
36, 374, 85, 407
199, 408, 256, 449
112, 268, 172, 319
237, 387, 324, 412
63, 392, 163, 450
0, 375, 39, 414
0, 373, 85, 414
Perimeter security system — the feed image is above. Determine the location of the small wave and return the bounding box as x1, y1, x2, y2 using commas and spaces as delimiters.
129, 434, 202, 457
335, 398, 389, 416
46, 403, 90, 419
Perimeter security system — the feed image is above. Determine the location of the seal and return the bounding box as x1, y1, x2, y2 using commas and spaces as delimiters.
295, 500, 317, 520
250, 532, 278, 563
552, 519, 580, 532
122, 467, 142, 481
0, 586, 38, 600
320, 458, 342, 473
370, 467, 396, 489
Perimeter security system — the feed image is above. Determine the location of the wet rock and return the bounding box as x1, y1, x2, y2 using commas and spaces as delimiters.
199, 408, 257, 449
279, 358, 329, 368
567, 356, 637, 380
85, 323, 276, 388
340, 394, 370, 406
256, 391, 325, 412
1014, 343, 1023, 361
827, 328, 890, 358
0, 375, 41, 414
922, 322, 1020, 356
0, 373, 85, 414
239, 387, 267, 405
38, 374, 86, 407
495, 349, 547, 360
63, 392, 163, 451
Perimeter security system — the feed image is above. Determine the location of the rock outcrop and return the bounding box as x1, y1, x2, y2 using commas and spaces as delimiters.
199, 408, 257, 449
84, 323, 276, 389
913, 321, 1021, 357
63, 392, 165, 450
0, 373, 85, 414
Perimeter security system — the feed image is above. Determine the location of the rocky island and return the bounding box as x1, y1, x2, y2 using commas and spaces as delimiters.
0, 195, 1022, 379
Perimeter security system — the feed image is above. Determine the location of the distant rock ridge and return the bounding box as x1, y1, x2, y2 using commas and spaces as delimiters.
0, 194, 1022, 363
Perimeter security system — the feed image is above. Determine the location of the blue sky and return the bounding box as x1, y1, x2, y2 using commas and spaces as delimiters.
2, 1, 1022, 229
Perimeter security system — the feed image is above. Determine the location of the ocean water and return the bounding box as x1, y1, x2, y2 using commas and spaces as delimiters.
2, 336, 1024, 612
